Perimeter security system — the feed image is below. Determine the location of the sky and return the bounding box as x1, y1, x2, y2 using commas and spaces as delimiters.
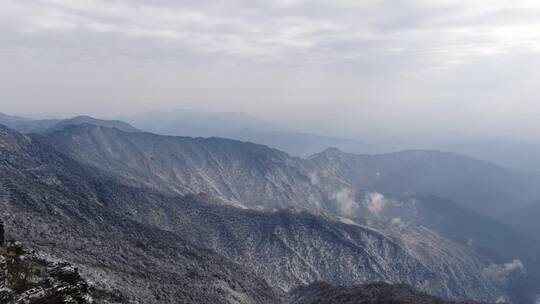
1, 0, 540, 142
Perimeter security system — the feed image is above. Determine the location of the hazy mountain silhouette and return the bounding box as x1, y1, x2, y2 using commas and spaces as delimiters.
123, 109, 376, 156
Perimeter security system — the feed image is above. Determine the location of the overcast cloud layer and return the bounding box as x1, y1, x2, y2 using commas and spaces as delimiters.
1, 0, 540, 142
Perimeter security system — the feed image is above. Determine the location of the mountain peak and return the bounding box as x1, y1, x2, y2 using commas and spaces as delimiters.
309, 147, 348, 159
0, 113, 140, 134
49, 115, 140, 133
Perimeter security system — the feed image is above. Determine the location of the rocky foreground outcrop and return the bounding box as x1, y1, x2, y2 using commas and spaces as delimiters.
0, 221, 93, 304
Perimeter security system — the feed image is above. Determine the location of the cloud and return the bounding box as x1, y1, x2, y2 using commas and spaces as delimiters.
332, 188, 358, 215
4, 0, 540, 65
390, 217, 402, 226
483, 259, 526, 282
2, 0, 540, 141
363, 192, 387, 215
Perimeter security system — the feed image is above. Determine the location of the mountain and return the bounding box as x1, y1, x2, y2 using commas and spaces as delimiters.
45, 123, 328, 209
1, 124, 532, 302
45, 115, 140, 133
0, 112, 59, 134
47, 124, 540, 218
307, 148, 540, 216
123, 109, 375, 156
362, 195, 540, 262
39, 124, 540, 302
0, 113, 139, 134
0, 124, 282, 304
288, 282, 484, 304
442, 140, 540, 172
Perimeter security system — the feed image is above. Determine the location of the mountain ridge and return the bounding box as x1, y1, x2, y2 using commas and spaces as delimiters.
0, 123, 528, 302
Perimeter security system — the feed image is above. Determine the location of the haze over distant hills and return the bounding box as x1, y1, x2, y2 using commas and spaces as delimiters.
120, 109, 540, 172
503, 202, 540, 241
121, 109, 378, 157
440, 141, 540, 173
0, 112, 139, 134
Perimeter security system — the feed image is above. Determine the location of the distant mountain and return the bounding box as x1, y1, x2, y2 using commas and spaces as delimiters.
307, 148, 540, 216
0, 113, 139, 134
442, 140, 540, 172
47, 124, 540, 218
503, 202, 540, 241
343, 193, 540, 303
369, 195, 540, 262
0, 112, 59, 134
123, 109, 376, 156
46, 115, 140, 133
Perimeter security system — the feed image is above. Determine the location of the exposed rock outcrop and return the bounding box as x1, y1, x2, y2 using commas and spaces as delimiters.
0, 222, 91, 304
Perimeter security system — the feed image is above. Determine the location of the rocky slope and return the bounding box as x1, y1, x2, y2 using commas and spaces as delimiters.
45, 124, 327, 209
0, 124, 281, 304
125, 193, 508, 301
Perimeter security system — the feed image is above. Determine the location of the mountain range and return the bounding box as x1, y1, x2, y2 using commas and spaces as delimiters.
40, 122, 540, 218
1, 114, 540, 303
